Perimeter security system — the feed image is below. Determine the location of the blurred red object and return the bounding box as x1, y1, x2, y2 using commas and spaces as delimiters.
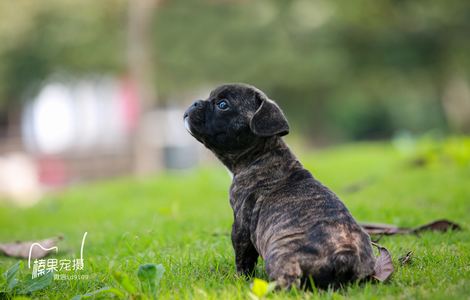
37, 156, 67, 187
119, 77, 140, 133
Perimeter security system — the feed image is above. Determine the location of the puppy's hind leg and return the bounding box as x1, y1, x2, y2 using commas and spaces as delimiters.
266, 255, 302, 289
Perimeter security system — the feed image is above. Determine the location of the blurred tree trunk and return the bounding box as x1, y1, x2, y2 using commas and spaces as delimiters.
0, 103, 23, 153
128, 0, 160, 176
442, 75, 470, 133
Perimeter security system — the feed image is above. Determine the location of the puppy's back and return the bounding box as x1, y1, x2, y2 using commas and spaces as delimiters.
255, 165, 376, 288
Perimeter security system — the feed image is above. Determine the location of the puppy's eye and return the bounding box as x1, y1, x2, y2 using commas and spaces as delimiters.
216, 99, 229, 110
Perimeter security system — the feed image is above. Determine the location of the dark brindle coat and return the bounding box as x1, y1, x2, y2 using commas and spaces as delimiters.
184, 83, 376, 289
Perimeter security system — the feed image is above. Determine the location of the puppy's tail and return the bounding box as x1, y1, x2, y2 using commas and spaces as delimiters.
330, 249, 359, 286
305, 249, 360, 289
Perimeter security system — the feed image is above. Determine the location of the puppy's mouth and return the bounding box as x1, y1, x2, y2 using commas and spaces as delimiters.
184, 115, 207, 145
184, 116, 192, 135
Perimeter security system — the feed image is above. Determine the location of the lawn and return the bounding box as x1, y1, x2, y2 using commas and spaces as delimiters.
0, 141, 469, 299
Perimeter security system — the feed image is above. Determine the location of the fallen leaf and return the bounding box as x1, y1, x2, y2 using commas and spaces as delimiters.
412, 219, 461, 233
359, 222, 409, 235
398, 251, 413, 266
360, 219, 461, 236
0, 237, 62, 259
371, 242, 394, 282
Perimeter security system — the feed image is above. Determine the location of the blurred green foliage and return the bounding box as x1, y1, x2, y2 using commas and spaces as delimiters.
0, 0, 126, 103
1, 0, 469, 141
411, 136, 470, 167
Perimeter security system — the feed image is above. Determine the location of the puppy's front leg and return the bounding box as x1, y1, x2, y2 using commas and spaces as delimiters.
231, 220, 259, 276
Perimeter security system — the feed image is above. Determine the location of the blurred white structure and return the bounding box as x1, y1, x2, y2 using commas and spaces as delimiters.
0, 153, 42, 206
143, 107, 203, 169
0, 75, 208, 205
22, 77, 137, 155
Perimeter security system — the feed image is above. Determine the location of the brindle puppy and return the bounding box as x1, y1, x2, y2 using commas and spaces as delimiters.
183, 83, 376, 289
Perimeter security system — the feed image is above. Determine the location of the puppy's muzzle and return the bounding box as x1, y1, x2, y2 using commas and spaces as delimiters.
184, 100, 204, 135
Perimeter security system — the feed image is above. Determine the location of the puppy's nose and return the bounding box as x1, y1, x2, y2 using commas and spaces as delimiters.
184, 100, 204, 119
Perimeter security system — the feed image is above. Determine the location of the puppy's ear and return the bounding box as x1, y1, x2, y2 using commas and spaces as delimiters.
250, 96, 289, 137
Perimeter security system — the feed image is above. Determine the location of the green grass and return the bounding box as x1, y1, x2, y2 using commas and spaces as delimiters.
1, 142, 469, 299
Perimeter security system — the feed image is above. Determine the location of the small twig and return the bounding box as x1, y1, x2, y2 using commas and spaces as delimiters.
398, 251, 413, 266
371, 233, 385, 243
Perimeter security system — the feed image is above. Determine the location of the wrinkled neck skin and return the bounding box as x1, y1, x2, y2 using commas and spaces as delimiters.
213, 136, 302, 189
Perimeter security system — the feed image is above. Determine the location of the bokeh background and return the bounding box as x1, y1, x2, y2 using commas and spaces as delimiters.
1, 0, 470, 205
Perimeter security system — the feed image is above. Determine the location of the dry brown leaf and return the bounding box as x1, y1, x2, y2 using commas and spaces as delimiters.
0, 236, 62, 259
412, 219, 461, 233
371, 242, 394, 282
360, 222, 408, 235
360, 219, 461, 236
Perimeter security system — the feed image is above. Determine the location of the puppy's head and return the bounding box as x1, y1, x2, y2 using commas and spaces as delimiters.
183, 83, 289, 155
